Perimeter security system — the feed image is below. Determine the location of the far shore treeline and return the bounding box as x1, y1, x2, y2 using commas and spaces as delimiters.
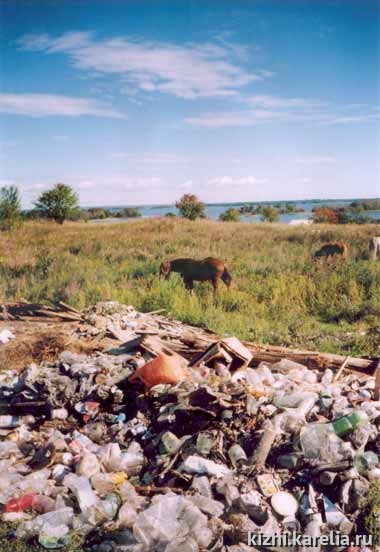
0, 183, 380, 231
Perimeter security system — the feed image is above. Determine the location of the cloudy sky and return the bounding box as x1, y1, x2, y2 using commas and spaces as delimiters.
0, 0, 379, 208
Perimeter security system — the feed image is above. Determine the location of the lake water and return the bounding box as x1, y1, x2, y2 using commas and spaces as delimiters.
91, 199, 380, 224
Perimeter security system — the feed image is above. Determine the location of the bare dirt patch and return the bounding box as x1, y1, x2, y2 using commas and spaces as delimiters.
0, 319, 104, 372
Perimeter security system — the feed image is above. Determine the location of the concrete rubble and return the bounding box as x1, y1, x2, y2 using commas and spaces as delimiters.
0, 301, 379, 551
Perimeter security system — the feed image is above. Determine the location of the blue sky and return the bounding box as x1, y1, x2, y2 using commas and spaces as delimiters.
0, 0, 379, 208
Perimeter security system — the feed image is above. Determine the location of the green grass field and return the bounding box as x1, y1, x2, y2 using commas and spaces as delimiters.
1, 218, 380, 356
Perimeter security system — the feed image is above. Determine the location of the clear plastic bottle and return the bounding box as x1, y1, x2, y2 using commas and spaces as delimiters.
63, 474, 98, 511
300, 423, 354, 463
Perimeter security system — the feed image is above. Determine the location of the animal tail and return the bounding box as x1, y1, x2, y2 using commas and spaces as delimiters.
221, 266, 232, 287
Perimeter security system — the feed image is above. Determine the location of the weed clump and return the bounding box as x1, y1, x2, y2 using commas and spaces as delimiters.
360, 479, 380, 545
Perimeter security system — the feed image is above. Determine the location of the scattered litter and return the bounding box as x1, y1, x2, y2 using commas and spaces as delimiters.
0, 328, 15, 344
0, 300, 379, 551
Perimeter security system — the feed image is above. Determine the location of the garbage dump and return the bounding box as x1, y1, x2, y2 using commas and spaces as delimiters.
0, 301, 380, 551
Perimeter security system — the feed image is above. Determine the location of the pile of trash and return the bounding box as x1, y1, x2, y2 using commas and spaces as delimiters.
0, 301, 380, 551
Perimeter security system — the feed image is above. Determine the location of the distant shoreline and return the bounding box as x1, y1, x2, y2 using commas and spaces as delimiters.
82, 197, 380, 211
82, 197, 380, 225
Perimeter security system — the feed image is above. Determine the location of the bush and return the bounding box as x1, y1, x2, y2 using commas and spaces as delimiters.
34, 183, 79, 224
80, 208, 113, 220
219, 208, 241, 222
361, 479, 380, 545
0, 185, 21, 230
115, 207, 141, 218
175, 194, 205, 220
261, 206, 279, 222
312, 207, 339, 224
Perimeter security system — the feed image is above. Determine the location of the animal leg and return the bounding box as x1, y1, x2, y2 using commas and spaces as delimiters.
212, 277, 219, 293
184, 278, 194, 290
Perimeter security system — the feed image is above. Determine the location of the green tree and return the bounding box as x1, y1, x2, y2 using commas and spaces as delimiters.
175, 194, 205, 220
34, 183, 79, 224
261, 206, 279, 222
219, 207, 241, 222
0, 185, 21, 230
115, 207, 141, 218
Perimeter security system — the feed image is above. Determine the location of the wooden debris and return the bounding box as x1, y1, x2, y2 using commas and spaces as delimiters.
374, 360, 380, 400
9, 300, 377, 378
35, 309, 82, 322
242, 342, 378, 378
56, 300, 81, 315
1, 301, 82, 322
99, 308, 379, 377
333, 356, 350, 382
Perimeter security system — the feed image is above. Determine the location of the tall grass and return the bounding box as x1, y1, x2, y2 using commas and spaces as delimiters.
1, 218, 380, 356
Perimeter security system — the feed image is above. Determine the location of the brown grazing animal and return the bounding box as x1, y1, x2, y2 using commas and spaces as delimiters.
369, 237, 380, 260
160, 257, 232, 291
314, 240, 348, 262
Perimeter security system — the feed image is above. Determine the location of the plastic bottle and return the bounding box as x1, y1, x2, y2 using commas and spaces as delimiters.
228, 444, 248, 467
353, 451, 379, 474
118, 502, 137, 528
51, 408, 68, 420
181, 455, 231, 477
0, 415, 35, 428
252, 419, 278, 467
76, 452, 101, 478
301, 514, 322, 552
99, 493, 120, 520
195, 432, 214, 456
300, 423, 354, 463
63, 474, 98, 511
160, 431, 182, 455
277, 452, 303, 469
300, 485, 322, 552
332, 411, 369, 437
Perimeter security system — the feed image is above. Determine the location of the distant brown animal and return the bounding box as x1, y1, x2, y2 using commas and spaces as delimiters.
314, 240, 348, 262
160, 257, 232, 291
369, 237, 380, 260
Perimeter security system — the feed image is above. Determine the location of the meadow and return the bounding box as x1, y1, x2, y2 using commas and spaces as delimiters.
1, 218, 380, 357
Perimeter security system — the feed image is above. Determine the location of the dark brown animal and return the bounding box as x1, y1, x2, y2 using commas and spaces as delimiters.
160, 257, 232, 291
314, 240, 348, 262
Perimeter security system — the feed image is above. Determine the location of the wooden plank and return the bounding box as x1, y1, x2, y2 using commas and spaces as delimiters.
35, 309, 82, 321
242, 342, 377, 377
333, 356, 350, 382
56, 301, 82, 314
374, 360, 380, 400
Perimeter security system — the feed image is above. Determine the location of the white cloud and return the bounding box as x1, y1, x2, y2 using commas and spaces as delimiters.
110, 152, 186, 164
186, 96, 380, 128
296, 156, 336, 165
208, 176, 267, 188
320, 114, 380, 125
18, 32, 272, 99
0, 93, 125, 118
246, 95, 325, 109
186, 109, 290, 128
